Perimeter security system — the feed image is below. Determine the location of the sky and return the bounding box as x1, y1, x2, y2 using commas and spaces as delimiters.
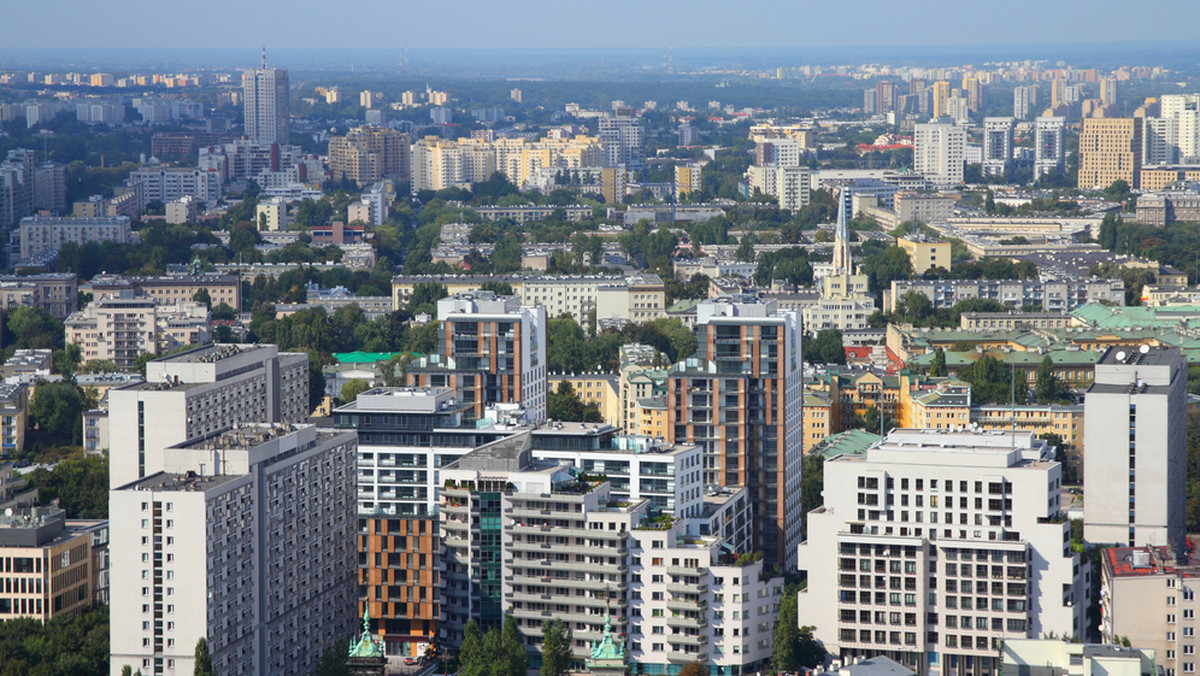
4, 0, 1200, 51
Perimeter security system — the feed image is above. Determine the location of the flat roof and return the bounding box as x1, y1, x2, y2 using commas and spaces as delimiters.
122, 471, 242, 493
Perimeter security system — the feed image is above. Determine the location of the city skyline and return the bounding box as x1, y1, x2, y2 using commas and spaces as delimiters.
3, 0, 1200, 51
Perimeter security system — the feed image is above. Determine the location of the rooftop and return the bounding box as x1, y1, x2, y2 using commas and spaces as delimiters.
1104, 545, 1200, 579
122, 470, 242, 493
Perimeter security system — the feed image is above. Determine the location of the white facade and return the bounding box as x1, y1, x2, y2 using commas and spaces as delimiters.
1084, 347, 1187, 552
1148, 94, 1200, 165
982, 118, 1013, 177
109, 424, 356, 676
15, 215, 132, 263
598, 116, 644, 170
798, 428, 1087, 676
745, 165, 811, 212
1013, 85, 1039, 121
128, 167, 221, 208
1101, 545, 1200, 676
914, 121, 966, 187
65, 294, 209, 369
242, 67, 290, 146
802, 297, 878, 335
107, 344, 309, 488
1034, 118, 1066, 179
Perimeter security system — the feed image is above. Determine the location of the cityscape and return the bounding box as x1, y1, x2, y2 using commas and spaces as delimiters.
1, 4, 1200, 676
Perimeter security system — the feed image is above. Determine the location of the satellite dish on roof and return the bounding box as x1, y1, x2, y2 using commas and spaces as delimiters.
3, 508, 11, 517
1140, 344, 1151, 354
1116, 351, 1127, 361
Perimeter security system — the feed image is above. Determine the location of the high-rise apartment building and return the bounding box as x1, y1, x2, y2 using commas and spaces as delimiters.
914, 120, 966, 187
1034, 117, 1066, 179
876, 80, 897, 115
931, 81, 951, 119
598, 115, 645, 171
1145, 94, 1200, 165
1078, 117, 1143, 189
109, 423, 357, 676
328, 126, 410, 186
107, 344, 310, 487
744, 165, 810, 212
65, 293, 209, 368
407, 292, 547, 423
982, 118, 1013, 177
666, 296, 804, 570
798, 429, 1087, 676
1013, 85, 1040, 120
242, 66, 290, 145
439, 432, 779, 674
1100, 77, 1118, 106
1084, 346, 1186, 552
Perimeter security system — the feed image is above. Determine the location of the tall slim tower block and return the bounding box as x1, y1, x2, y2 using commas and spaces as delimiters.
1034, 117, 1066, 179
242, 62, 290, 146
407, 292, 547, 423
982, 117, 1013, 177
1084, 346, 1187, 553
667, 296, 803, 569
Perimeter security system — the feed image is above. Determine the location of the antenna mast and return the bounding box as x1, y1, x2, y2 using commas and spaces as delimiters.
261, 46, 267, 69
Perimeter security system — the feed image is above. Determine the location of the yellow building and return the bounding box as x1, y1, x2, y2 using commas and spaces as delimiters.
1139, 167, 1200, 192
0, 508, 100, 622
1078, 117, 1143, 189
328, 126, 411, 185
897, 235, 952, 275
549, 373, 620, 427
932, 80, 951, 118
821, 272, 871, 300
633, 396, 669, 439
619, 361, 669, 434
901, 379, 971, 429
802, 391, 836, 453
674, 163, 703, 197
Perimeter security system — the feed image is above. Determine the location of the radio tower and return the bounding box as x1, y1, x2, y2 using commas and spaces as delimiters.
261, 46, 267, 69
664, 41, 675, 74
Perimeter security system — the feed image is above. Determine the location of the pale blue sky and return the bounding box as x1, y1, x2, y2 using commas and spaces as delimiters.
4, 0, 1199, 49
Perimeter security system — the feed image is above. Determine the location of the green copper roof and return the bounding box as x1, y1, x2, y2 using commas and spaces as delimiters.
348, 607, 385, 659
333, 351, 420, 364
586, 603, 627, 667
812, 429, 882, 460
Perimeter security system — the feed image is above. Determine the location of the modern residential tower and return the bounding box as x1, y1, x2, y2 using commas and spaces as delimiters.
242, 55, 290, 146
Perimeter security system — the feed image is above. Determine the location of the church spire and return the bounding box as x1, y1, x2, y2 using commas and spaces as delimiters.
831, 187, 853, 275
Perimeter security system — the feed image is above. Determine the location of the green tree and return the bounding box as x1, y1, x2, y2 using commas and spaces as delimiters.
772, 591, 802, 673
1035, 355, 1073, 404
54, 343, 82, 377
806, 330, 846, 365
24, 454, 108, 518
194, 637, 215, 676
133, 352, 158, 376
30, 381, 85, 447
501, 615, 528, 676
211, 303, 237, 321
0, 604, 110, 675
859, 246, 914, 297
540, 619, 573, 676
862, 404, 896, 435
929, 348, 948, 377
460, 619, 484, 676
958, 355, 1029, 406
548, 381, 602, 422
547, 317, 587, 374
678, 663, 705, 676
800, 454, 824, 536
408, 282, 448, 316
796, 625, 826, 669
192, 288, 211, 307
7, 307, 64, 350
312, 639, 350, 676
80, 359, 120, 374
341, 379, 370, 403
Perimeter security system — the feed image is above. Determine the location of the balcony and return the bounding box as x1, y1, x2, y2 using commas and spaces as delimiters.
667, 581, 707, 594
666, 614, 706, 629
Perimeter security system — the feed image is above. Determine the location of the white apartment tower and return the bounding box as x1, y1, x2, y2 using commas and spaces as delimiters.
798, 429, 1087, 676
107, 344, 310, 488
598, 115, 645, 171
1012, 85, 1039, 121
1084, 346, 1187, 553
242, 63, 290, 146
913, 120, 966, 187
109, 423, 357, 676
1146, 94, 1200, 165
1034, 117, 1066, 180
982, 118, 1013, 177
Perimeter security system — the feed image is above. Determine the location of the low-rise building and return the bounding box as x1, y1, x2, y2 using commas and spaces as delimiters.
959, 312, 1074, 330
897, 235, 952, 275
0, 507, 102, 623
65, 293, 209, 369
0, 272, 77, 319
89, 273, 242, 311
13, 215, 132, 264
884, 278, 1125, 314
0, 384, 28, 456
549, 373, 620, 427
1001, 639, 1159, 676
1101, 545, 1200, 676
